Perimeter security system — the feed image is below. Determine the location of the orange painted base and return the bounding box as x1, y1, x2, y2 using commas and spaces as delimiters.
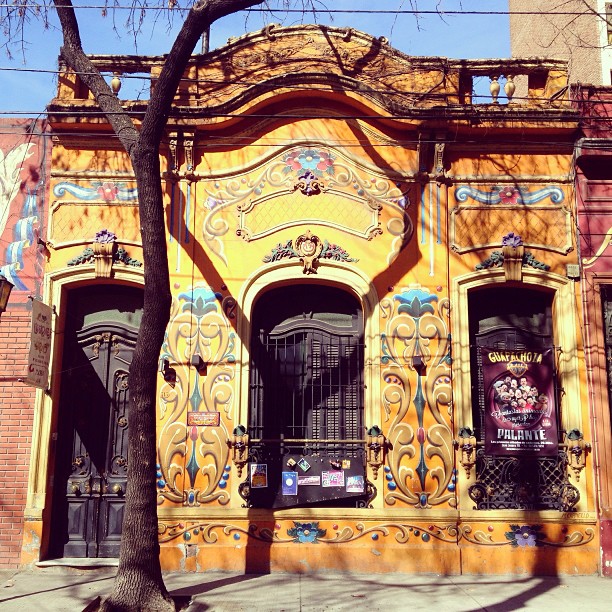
159, 540, 462, 574
158, 540, 599, 575
157, 518, 599, 576
20, 516, 599, 576
20, 521, 43, 567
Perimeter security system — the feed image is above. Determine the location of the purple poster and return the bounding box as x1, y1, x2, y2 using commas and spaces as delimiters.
481, 347, 558, 456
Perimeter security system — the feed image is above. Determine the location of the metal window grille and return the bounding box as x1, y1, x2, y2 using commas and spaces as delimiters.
468, 288, 578, 511
248, 285, 365, 460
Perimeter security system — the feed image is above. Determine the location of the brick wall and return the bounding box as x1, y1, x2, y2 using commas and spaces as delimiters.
510, 0, 603, 85
0, 309, 35, 568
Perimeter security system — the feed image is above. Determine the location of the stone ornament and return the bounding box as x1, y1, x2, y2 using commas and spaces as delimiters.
295, 230, 323, 274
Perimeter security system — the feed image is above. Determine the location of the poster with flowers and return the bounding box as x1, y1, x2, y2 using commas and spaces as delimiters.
481, 347, 558, 456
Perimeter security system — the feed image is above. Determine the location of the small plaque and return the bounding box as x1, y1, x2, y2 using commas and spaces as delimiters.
286, 458, 297, 468
187, 411, 220, 427
341, 459, 351, 469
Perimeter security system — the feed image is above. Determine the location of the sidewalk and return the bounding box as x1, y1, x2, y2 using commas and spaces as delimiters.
1, 568, 612, 611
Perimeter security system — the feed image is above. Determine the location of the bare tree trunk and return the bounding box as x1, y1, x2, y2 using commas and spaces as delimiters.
101, 146, 173, 610
51, 1, 265, 610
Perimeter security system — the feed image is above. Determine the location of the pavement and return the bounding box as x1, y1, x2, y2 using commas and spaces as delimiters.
1, 567, 612, 611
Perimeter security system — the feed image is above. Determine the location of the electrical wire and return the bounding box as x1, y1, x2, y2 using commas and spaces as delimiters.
0, 3, 610, 17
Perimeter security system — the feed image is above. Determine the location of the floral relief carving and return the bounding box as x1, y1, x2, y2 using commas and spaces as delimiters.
200, 146, 409, 263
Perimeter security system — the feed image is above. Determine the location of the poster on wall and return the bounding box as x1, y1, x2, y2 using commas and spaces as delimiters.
282, 472, 298, 495
250, 464, 268, 488
481, 347, 558, 456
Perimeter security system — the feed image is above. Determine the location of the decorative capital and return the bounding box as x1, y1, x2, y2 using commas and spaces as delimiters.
366, 426, 386, 479
67, 229, 142, 276
454, 427, 477, 478
93, 240, 116, 278
476, 233, 550, 277
502, 244, 524, 282
228, 426, 249, 478
564, 429, 591, 481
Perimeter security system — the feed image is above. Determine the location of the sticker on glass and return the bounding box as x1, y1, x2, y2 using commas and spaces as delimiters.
322, 470, 345, 487
250, 464, 268, 488
346, 474, 365, 493
282, 471, 298, 495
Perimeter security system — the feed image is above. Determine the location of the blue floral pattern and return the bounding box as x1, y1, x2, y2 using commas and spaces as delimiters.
287, 521, 327, 543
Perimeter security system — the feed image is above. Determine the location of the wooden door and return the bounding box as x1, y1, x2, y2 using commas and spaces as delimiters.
51, 285, 142, 558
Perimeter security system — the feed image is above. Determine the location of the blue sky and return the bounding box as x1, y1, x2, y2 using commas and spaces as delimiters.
0, 1, 510, 115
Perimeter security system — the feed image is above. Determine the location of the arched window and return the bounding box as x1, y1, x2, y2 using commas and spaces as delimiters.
247, 284, 366, 508
468, 285, 578, 510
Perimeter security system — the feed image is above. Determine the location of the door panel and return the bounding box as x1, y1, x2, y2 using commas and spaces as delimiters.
51, 285, 142, 558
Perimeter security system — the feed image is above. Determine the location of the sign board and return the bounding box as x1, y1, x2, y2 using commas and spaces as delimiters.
23, 300, 52, 388
187, 411, 220, 427
482, 347, 558, 456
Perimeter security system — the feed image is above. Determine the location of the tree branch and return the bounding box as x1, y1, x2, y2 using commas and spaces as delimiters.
52, 0, 139, 155
141, 0, 266, 147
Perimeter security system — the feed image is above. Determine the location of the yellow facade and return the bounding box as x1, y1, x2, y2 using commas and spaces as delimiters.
23, 25, 598, 574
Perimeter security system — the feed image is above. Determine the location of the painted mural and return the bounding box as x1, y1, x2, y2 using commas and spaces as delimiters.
0, 120, 48, 305
380, 285, 454, 509
198, 146, 412, 266
157, 284, 237, 507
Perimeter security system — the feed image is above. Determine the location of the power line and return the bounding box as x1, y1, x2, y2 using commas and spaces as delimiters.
1, 97, 608, 119
0, 3, 609, 17
0, 65, 605, 105
0, 129, 589, 147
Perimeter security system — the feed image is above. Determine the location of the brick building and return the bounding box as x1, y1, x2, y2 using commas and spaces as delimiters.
0, 119, 50, 567
510, 0, 612, 86
574, 84, 612, 577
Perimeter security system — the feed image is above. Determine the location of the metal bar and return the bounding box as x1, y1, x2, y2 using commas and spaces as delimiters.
473, 441, 570, 449
251, 438, 367, 444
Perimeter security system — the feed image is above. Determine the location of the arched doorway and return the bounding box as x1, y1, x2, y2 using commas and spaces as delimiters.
50, 284, 143, 558
247, 284, 367, 508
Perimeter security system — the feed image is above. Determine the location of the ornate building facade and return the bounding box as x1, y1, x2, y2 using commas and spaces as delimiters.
15, 25, 599, 574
